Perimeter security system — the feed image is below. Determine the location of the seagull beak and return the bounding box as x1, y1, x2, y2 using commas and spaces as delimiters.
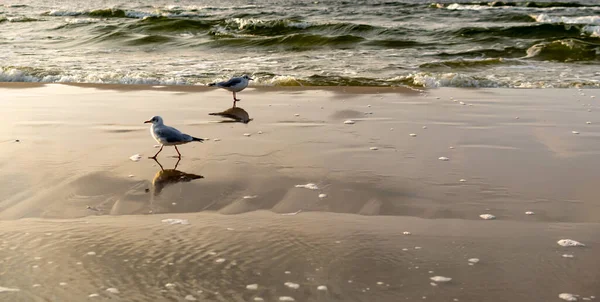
144, 120, 152, 124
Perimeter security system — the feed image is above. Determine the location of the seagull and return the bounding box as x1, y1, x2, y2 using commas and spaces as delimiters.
208, 75, 253, 107
144, 116, 204, 158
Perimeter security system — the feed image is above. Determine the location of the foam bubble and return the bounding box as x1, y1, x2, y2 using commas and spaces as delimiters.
87, 252, 96, 256
344, 120, 355, 124
285, 271, 291, 274
59, 282, 67, 286
559, 293, 578, 301
294, 114, 300, 117
243, 195, 258, 199
161, 219, 189, 225
318, 193, 327, 198
562, 254, 575, 258
317, 285, 328, 291
295, 183, 319, 190
244, 133, 252, 137
215, 258, 226, 263
438, 157, 449, 161
0, 286, 20, 292
185, 295, 197, 301
165, 283, 176, 288
88, 293, 99, 298
32, 284, 41, 288
525, 211, 535, 215
403, 231, 411, 235
409, 133, 417, 137
246, 284, 258, 290
254, 298, 264, 301
370, 147, 379, 150
586, 121, 592, 124
479, 214, 496, 220
459, 179, 466, 182
106, 288, 119, 294
430, 276, 452, 282
129, 154, 142, 162
430, 282, 438, 286
279, 297, 295, 301
284, 282, 300, 289
557, 239, 585, 247
468, 258, 480, 264
572, 131, 580, 135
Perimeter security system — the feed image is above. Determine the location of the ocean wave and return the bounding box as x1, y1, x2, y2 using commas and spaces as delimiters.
0, 16, 40, 22
419, 58, 516, 69
583, 25, 600, 37
206, 33, 365, 50
532, 14, 600, 24
440, 2, 600, 10
526, 39, 599, 61
456, 23, 586, 39
2, 66, 599, 89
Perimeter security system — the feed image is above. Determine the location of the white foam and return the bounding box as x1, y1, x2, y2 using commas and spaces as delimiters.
243, 195, 258, 199
557, 239, 585, 247
318, 194, 327, 198
403, 231, 411, 235
32, 284, 41, 288
285, 271, 291, 274
258, 131, 263, 134
377, 281, 384, 285
295, 183, 319, 190
87, 251, 96, 256
409, 133, 417, 137
185, 294, 197, 301
246, 284, 258, 290
572, 131, 580, 135
586, 122, 592, 124
525, 211, 535, 215
34, 256, 42, 260
281, 210, 302, 216
479, 214, 496, 220
317, 285, 328, 291
279, 297, 295, 301
559, 293, 579, 301
284, 282, 300, 289
438, 157, 449, 161
468, 258, 480, 264
161, 219, 190, 225
533, 14, 600, 25
165, 283, 176, 288
0, 286, 20, 292
244, 133, 251, 137
562, 254, 575, 258
215, 258, 226, 263
422, 126, 427, 129
415, 246, 422, 250
294, 114, 300, 117
459, 179, 466, 182
88, 293, 99, 298
344, 120, 355, 124
430, 276, 452, 282
106, 288, 119, 294
254, 298, 264, 301
430, 282, 438, 286
370, 147, 379, 150
129, 154, 142, 162
59, 282, 67, 286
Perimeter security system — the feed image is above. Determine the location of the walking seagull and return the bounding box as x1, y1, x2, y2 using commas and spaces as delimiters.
208, 75, 253, 107
144, 116, 204, 159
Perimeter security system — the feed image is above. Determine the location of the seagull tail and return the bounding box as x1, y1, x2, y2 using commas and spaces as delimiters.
192, 137, 205, 143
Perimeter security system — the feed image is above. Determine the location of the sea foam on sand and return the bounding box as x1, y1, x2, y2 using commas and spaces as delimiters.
161, 219, 190, 225
0, 286, 20, 292
557, 239, 585, 247
559, 293, 578, 301
295, 183, 319, 190
430, 276, 452, 282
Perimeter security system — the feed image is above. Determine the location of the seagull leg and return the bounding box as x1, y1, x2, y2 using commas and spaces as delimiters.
174, 158, 181, 170
234, 91, 241, 102
149, 145, 163, 159
174, 145, 182, 158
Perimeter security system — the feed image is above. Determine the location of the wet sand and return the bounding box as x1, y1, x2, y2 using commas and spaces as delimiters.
0, 83, 599, 301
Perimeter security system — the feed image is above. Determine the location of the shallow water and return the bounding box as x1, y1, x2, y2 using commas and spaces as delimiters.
0, 0, 599, 88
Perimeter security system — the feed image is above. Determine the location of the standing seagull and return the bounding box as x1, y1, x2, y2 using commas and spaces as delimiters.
144, 116, 204, 159
208, 75, 253, 107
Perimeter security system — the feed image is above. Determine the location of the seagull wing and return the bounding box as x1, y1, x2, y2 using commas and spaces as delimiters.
217, 77, 243, 88
155, 125, 187, 143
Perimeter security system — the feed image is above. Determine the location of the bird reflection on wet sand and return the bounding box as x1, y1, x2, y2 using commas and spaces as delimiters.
152, 158, 204, 196
209, 107, 253, 124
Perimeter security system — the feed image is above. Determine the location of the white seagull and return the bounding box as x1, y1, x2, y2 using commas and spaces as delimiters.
144, 116, 204, 158
208, 75, 253, 107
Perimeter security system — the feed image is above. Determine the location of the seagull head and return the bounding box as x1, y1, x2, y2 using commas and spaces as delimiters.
242, 74, 253, 81
144, 116, 164, 125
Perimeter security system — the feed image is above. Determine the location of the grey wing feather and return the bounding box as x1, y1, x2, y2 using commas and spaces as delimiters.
155, 126, 185, 143
218, 77, 243, 87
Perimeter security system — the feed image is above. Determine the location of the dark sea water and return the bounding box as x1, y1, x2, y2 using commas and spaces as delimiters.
0, 0, 599, 88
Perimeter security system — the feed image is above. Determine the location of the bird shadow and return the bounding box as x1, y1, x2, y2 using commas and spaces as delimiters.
209, 106, 253, 124
151, 158, 204, 196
